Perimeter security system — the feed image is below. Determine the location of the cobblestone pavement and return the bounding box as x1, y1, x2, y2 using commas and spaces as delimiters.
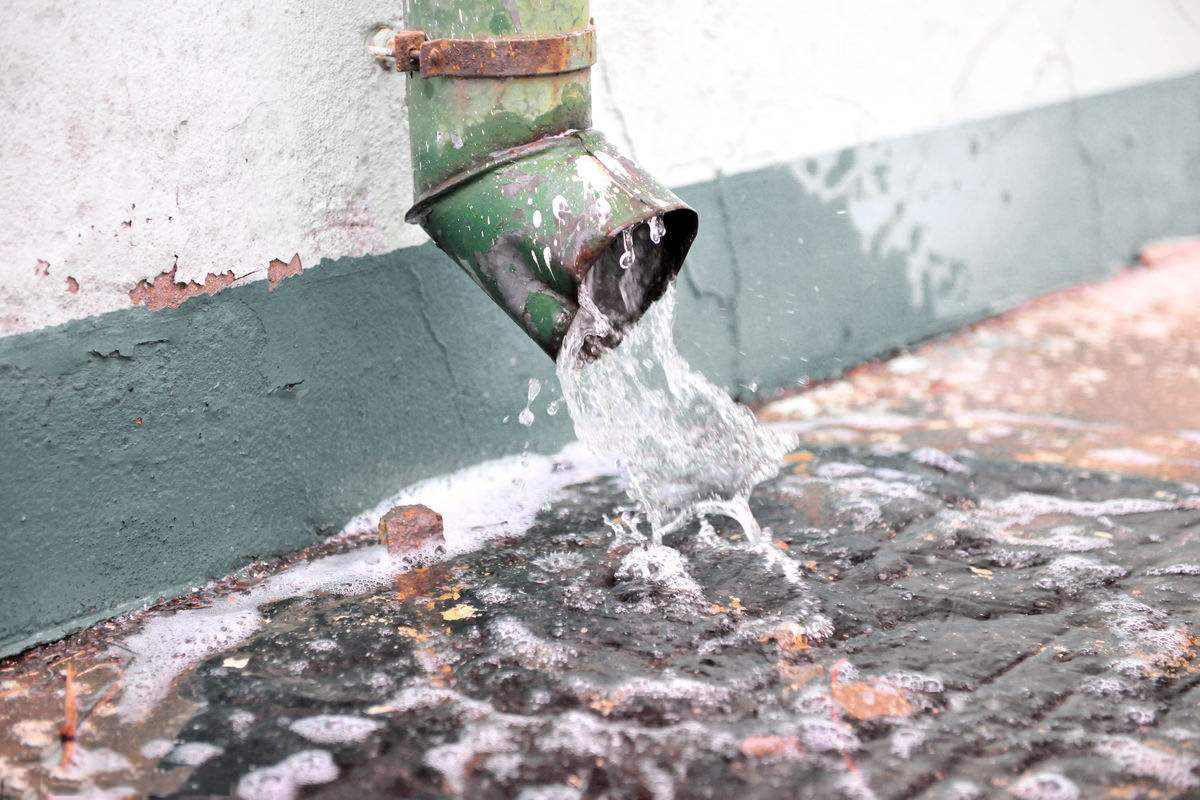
760, 242, 1200, 486
2, 246, 1199, 800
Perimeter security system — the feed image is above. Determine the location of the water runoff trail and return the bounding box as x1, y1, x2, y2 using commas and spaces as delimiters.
555, 215, 796, 549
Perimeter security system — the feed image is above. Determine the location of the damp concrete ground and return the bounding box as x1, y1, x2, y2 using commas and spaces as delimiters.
2, 244, 1199, 799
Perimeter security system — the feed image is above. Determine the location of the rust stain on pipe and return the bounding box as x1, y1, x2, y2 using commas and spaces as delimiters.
412, 28, 595, 78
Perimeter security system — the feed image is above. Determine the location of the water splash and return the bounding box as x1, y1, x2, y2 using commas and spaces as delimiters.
518, 378, 541, 427
556, 219, 794, 541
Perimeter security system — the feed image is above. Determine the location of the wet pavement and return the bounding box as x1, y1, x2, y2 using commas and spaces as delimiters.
760, 242, 1200, 485
2, 245, 1200, 799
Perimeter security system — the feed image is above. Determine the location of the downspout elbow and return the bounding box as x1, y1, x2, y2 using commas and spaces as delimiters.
390, 1, 698, 359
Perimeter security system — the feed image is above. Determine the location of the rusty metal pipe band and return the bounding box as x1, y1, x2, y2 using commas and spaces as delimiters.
396, 28, 596, 78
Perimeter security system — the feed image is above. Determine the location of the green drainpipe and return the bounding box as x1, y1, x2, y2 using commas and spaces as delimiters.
397, 0, 699, 358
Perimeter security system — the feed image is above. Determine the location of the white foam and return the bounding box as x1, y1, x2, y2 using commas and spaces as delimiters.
940, 780, 982, 800
1146, 563, 1200, 576
1035, 556, 1126, 591
1009, 772, 1078, 800
889, 723, 928, 758
699, 613, 834, 655
1087, 447, 1163, 466
228, 709, 256, 737
781, 468, 935, 533
489, 617, 575, 669
515, 786, 582, 800
985, 494, 1183, 521
531, 550, 589, 573
837, 770, 879, 800
797, 716, 860, 753
536, 709, 737, 761
1079, 677, 1130, 696
110, 443, 613, 722
998, 524, 1110, 553
882, 671, 944, 694
52, 746, 131, 779
812, 462, 869, 479
570, 673, 730, 712
390, 686, 495, 720
288, 715, 384, 745
911, 447, 970, 475
115, 607, 261, 722
1099, 596, 1193, 676
139, 739, 174, 760
767, 412, 920, 433
1096, 736, 1200, 788
614, 545, 707, 612
166, 742, 224, 766
403, 690, 538, 795
475, 584, 517, 606
235, 749, 338, 800
1124, 704, 1157, 726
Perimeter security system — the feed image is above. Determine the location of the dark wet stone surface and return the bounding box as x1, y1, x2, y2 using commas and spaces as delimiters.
150, 445, 1200, 800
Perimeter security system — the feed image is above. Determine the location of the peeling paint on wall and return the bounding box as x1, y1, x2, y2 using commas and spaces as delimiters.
268, 254, 304, 290
129, 266, 237, 311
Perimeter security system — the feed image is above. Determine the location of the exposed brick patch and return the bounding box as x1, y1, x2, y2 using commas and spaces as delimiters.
34, 259, 49, 276
267, 253, 303, 291
128, 266, 236, 311
65, 276, 79, 294
1139, 236, 1200, 267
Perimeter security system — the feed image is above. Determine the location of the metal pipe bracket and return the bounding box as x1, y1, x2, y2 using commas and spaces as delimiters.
392, 28, 596, 78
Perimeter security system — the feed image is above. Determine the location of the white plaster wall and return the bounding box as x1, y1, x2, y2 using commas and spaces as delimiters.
3, 0, 1199, 335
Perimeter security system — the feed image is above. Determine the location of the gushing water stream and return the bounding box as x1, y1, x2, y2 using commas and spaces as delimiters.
556, 218, 795, 543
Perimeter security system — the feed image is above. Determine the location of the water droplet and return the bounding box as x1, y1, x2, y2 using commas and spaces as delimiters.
648, 215, 666, 245
618, 228, 635, 271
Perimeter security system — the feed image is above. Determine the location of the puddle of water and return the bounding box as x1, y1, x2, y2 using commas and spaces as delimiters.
110, 443, 612, 724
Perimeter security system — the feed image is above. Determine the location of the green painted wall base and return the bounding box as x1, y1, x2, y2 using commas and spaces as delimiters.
2, 72, 1198, 657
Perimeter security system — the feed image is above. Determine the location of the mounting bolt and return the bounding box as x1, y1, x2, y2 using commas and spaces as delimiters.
367, 26, 397, 68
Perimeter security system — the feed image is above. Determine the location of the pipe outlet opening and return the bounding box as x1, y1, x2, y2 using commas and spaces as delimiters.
578, 209, 698, 361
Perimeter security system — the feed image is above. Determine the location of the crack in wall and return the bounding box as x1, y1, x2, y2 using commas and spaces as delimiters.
711, 171, 746, 393
1053, 2, 1107, 263
404, 262, 471, 433
595, 58, 639, 162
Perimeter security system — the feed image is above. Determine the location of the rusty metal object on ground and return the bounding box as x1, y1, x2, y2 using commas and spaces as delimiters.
396, 0, 698, 358
378, 504, 444, 555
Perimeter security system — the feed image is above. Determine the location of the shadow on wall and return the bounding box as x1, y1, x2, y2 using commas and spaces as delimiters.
1, 71, 1198, 656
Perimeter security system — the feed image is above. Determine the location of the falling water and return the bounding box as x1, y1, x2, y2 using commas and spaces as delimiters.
556, 218, 795, 544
